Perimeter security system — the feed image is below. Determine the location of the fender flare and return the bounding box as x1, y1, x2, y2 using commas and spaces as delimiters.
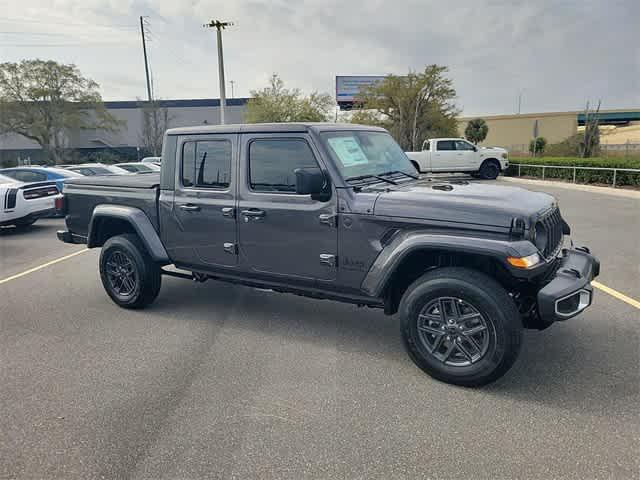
88, 204, 170, 263
360, 230, 539, 297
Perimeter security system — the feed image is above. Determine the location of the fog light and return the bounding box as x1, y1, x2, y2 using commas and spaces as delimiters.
555, 289, 591, 317
507, 253, 541, 269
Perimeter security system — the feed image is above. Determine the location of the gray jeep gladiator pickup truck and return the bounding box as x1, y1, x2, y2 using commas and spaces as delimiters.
57, 123, 599, 386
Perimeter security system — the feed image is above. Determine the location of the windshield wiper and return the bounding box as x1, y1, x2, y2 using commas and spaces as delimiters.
345, 174, 397, 186
379, 170, 419, 180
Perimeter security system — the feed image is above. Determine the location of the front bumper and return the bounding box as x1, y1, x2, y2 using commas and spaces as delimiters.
537, 247, 600, 322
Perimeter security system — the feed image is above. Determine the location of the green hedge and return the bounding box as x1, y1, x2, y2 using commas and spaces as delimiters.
506, 157, 640, 186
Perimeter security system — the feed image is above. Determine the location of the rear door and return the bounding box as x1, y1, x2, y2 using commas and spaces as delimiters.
432, 140, 457, 171
164, 133, 238, 268
237, 133, 338, 282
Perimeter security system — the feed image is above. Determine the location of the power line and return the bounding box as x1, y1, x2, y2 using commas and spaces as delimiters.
0, 16, 137, 29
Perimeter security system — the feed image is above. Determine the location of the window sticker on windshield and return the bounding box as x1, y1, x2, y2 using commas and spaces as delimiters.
327, 137, 369, 166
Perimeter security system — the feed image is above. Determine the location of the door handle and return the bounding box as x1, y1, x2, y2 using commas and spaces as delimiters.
180, 204, 201, 212
241, 209, 266, 218
221, 207, 235, 218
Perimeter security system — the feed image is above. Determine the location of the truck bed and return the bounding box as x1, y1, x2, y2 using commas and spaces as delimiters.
63, 174, 160, 237
64, 172, 160, 189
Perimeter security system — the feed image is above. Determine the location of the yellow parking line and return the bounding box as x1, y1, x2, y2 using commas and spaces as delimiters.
592, 281, 640, 310
0, 249, 89, 286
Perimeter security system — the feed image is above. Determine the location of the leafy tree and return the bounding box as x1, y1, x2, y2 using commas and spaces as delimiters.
139, 99, 172, 156
581, 100, 601, 158
464, 118, 489, 144
0, 59, 120, 164
245, 74, 333, 123
529, 137, 547, 156
351, 65, 459, 150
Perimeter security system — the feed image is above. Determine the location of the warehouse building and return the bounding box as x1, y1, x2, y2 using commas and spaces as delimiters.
458, 109, 640, 153
0, 98, 249, 165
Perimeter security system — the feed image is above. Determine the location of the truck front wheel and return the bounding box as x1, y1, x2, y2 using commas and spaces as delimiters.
399, 267, 522, 387
478, 159, 500, 179
99, 234, 162, 309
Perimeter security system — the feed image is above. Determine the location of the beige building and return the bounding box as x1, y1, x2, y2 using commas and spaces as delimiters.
458, 109, 640, 153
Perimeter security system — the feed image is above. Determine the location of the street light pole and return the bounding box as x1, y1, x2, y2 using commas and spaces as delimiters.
204, 20, 233, 124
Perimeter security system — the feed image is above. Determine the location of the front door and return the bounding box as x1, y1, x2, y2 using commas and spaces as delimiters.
165, 134, 238, 268
454, 139, 478, 171
237, 134, 338, 282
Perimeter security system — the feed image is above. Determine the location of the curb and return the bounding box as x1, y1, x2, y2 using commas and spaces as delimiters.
500, 176, 640, 199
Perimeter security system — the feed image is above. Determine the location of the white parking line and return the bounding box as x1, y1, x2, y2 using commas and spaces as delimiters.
0, 249, 89, 286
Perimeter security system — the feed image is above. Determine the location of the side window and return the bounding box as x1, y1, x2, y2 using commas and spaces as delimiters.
182, 140, 231, 188
436, 140, 455, 151
15, 171, 47, 182
455, 140, 475, 151
182, 142, 195, 187
249, 139, 318, 193
422, 141, 430, 151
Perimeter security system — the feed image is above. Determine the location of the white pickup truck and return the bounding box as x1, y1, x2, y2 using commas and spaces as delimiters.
406, 138, 509, 179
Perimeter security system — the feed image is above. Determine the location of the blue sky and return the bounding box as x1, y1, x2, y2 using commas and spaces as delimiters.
0, 0, 638, 115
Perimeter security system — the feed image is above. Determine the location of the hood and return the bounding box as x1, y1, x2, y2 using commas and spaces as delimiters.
373, 181, 554, 229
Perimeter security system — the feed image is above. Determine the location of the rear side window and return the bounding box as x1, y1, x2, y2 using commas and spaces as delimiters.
11, 171, 47, 182
249, 139, 318, 193
436, 140, 455, 151
181, 140, 232, 188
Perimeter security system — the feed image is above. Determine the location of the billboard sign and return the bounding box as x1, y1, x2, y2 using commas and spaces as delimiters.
336, 75, 386, 109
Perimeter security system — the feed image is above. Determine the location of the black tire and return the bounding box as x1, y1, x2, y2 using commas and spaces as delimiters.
478, 160, 500, 180
399, 267, 522, 387
410, 160, 421, 173
99, 234, 161, 309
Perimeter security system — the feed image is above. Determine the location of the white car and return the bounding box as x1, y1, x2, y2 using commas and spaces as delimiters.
65, 163, 130, 176
141, 156, 161, 165
114, 162, 161, 173
405, 138, 509, 179
0, 174, 61, 227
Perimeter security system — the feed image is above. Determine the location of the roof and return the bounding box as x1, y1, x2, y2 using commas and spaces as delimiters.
458, 108, 640, 122
166, 122, 387, 136
103, 98, 250, 110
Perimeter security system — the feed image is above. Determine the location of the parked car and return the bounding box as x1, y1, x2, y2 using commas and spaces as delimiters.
141, 156, 161, 165
65, 163, 130, 176
115, 162, 161, 173
0, 166, 83, 192
0, 173, 61, 227
406, 138, 509, 179
56, 123, 599, 387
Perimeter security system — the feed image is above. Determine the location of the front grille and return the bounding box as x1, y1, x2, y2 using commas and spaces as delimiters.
537, 206, 563, 259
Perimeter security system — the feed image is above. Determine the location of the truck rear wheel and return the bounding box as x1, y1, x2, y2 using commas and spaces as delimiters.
399, 267, 522, 387
99, 234, 161, 309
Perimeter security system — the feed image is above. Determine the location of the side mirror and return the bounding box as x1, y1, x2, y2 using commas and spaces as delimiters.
295, 167, 330, 201
473, 145, 478, 152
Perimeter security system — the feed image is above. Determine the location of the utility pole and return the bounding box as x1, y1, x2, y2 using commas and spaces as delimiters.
517, 90, 523, 114
229, 80, 235, 98
204, 19, 233, 124
139, 16, 152, 102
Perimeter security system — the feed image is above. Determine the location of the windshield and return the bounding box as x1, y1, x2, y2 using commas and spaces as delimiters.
320, 131, 416, 182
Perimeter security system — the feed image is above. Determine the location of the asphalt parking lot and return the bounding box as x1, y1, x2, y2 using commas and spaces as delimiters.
1, 177, 638, 479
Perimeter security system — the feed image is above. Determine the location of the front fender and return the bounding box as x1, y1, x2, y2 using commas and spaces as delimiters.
88, 204, 170, 263
360, 230, 539, 296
